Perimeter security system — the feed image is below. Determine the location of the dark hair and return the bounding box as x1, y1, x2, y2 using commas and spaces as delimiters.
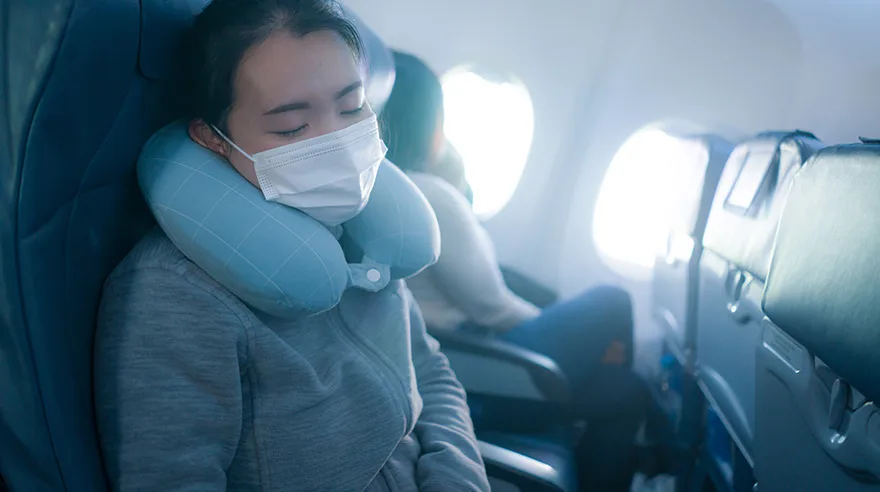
380, 51, 445, 172
186, 0, 363, 131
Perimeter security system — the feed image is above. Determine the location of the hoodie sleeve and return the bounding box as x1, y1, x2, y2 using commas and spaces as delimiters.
406, 290, 491, 492
94, 266, 247, 491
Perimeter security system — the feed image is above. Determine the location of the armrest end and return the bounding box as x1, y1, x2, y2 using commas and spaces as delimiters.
433, 330, 570, 402
480, 440, 572, 492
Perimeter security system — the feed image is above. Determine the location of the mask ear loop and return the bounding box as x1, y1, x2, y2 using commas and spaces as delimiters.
211, 125, 256, 162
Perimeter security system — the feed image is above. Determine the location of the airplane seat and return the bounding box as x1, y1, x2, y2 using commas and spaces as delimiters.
757, 142, 880, 491
649, 133, 733, 465
0, 0, 201, 489
431, 329, 577, 491
695, 130, 823, 483
0, 2, 571, 491
652, 133, 733, 363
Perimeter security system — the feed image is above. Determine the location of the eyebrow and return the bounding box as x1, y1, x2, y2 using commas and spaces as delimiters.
262, 81, 364, 116
335, 81, 363, 100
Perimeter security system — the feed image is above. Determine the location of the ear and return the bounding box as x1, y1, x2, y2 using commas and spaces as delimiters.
188, 118, 231, 158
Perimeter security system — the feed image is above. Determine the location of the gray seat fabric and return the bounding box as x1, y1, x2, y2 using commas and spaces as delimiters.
695, 130, 822, 470
756, 143, 880, 490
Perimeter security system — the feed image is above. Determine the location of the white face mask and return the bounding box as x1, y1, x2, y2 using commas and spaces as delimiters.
213, 115, 387, 226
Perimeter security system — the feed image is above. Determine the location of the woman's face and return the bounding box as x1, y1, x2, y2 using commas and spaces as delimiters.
190, 30, 373, 188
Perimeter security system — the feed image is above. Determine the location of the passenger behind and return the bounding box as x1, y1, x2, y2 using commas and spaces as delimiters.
433, 139, 475, 204
380, 50, 673, 492
93, 2, 489, 491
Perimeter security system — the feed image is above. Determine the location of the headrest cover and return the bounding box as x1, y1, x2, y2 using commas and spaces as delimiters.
138, 121, 439, 318
702, 130, 823, 280
763, 144, 880, 401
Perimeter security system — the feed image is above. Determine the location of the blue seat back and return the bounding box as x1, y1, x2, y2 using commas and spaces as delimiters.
0, 1, 395, 490
0, 1, 201, 489
756, 143, 880, 490
694, 130, 822, 469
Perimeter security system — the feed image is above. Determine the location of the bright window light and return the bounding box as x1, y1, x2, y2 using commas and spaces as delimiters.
442, 69, 534, 219
593, 127, 709, 272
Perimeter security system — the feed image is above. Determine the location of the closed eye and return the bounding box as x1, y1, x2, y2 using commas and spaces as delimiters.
273, 125, 308, 137
341, 105, 364, 116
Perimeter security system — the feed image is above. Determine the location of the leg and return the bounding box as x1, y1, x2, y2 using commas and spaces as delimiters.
500, 285, 634, 392
576, 366, 650, 492
498, 286, 643, 491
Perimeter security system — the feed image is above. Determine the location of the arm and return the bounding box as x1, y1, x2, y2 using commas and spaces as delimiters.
416, 176, 540, 331
94, 267, 246, 491
407, 291, 491, 492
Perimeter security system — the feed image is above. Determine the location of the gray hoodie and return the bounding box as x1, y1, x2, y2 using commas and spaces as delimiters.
94, 229, 489, 492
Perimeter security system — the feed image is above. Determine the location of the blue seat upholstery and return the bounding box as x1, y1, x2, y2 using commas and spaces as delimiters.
695, 130, 822, 478
756, 143, 880, 490
0, 1, 201, 489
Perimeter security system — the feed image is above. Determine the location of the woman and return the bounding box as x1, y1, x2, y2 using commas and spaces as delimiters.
431, 140, 475, 204
92, 1, 489, 491
381, 51, 672, 491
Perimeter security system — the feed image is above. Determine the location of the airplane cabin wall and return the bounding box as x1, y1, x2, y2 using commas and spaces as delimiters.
343, 0, 627, 278
345, 0, 880, 363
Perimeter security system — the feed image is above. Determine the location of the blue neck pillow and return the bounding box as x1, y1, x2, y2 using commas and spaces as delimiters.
138, 120, 441, 318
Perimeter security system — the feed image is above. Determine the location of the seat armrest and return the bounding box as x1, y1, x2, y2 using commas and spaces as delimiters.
479, 440, 571, 492
433, 330, 570, 403
500, 265, 558, 308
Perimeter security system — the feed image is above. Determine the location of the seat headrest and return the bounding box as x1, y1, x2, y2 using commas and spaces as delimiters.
763, 143, 880, 401
139, 2, 396, 113
702, 130, 823, 280
140, 0, 207, 81
665, 133, 734, 238
344, 7, 396, 114
138, 121, 440, 318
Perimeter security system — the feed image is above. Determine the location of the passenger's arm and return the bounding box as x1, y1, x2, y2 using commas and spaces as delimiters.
407, 291, 491, 492
419, 177, 540, 331
94, 267, 246, 491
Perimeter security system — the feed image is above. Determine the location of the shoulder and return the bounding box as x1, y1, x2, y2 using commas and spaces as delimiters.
407, 172, 473, 219
100, 228, 254, 332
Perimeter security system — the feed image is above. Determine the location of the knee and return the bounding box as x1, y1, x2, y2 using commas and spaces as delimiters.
588, 285, 632, 313
583, 285, 633, 329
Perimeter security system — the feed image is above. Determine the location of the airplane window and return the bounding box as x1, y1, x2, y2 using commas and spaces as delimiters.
441, 68, 534, 219
593, 127, 708, 274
